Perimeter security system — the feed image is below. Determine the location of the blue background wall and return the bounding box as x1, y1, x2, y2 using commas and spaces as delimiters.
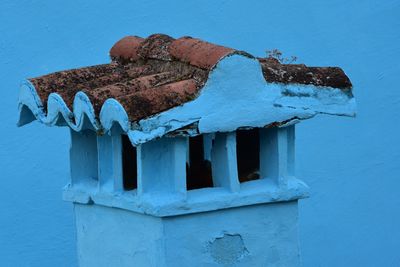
1, 1, 399, 266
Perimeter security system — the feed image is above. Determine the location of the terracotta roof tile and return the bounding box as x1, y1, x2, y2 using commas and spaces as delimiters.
116, 79, 198, 121
109, 36, 144, 62
258, 58, 352, 89
168, 37, 236, 69
28, 33, 353, 123
137, 34, 175, 61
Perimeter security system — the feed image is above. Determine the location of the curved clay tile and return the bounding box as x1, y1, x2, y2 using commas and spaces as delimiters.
168, 37, 236, 70
29, 64, 152, 109
83, 72, 181, 113
24, 33, 353, 126
116, 79, 198, 121
258, 57, 352, 89
110, 36, 144, 62
137, 34, 175, 61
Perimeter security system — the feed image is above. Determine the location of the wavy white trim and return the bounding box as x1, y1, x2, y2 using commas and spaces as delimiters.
18, 82, 102, 132
100, 99, 130, 132
18, 55, 356, 145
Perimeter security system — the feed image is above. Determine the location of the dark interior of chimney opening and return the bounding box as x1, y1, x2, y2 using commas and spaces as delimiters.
122, 134, 138, 190
236, 128, 260, 183
186, 135, 214, 190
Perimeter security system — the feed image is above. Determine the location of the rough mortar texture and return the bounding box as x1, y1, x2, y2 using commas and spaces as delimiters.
207, 233, 249, 265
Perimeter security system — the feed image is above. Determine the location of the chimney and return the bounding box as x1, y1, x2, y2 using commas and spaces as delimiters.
18, 34, 355, 267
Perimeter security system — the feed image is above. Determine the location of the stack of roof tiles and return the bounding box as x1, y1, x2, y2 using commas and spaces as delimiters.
28, 34, 352, 123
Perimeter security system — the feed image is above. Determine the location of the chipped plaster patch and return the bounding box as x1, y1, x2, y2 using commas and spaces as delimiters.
207, 233, 249, 266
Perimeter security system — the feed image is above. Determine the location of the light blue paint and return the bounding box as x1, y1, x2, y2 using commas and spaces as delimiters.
260, 126, 295, 186
74, 204, 164, 267
97, 134, 114, 192
18, 83, 100, 131
110, 132, 124, 192
63, 129, 308, 217
207, 233, 250, 265
65, 173, 308, 218
211, 132, 240, 192
162, 201, 301, 267
74, 201, 301, 267
70, 130, 98, 186
2, 1, 399, 266
203, 133, 214, 161
137, 136, 187, 197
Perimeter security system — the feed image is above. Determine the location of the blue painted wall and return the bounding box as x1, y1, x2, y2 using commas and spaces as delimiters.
1, 0, 399, 266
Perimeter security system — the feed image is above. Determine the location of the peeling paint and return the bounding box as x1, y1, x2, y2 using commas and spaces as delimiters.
207, 233, 249, 265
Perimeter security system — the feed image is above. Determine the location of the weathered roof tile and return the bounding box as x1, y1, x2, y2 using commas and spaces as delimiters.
116, 79, 198, 121
27, 33, 353, 124
137, 34, 175, 61
258, 58, 352, 89
109, 36, 144, 62
168, 37, 236, 69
